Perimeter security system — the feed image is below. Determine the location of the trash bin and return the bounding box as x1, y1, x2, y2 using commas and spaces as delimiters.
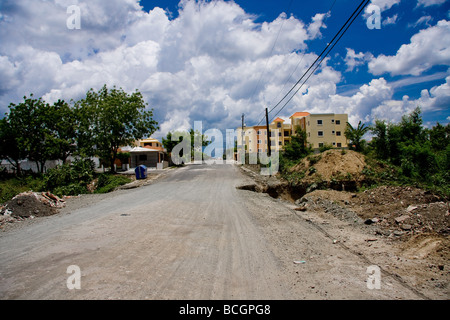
135, 165, 147, 179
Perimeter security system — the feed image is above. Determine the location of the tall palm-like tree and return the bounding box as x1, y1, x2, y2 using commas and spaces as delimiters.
345, 121, 369, 152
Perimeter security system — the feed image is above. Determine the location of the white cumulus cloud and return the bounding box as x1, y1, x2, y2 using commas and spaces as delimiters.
368, 20, 450, 76
0, 0, 330, 138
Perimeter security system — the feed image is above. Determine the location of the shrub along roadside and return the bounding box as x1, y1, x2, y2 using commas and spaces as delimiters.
95, 173, 132, 194
0, 159, 132, 204
0, 176, 44, 204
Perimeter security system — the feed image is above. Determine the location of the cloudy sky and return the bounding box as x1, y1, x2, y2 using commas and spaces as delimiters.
0, 0, 449, 140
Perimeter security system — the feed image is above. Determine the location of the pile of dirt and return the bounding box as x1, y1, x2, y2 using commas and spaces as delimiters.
299, 186, 449, 238
1, 191, 65, 218
350, 186, 449, 236
290, 149, 367, 184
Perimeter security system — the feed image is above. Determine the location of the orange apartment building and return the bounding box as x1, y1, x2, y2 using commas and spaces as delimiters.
237, 112, 348, 156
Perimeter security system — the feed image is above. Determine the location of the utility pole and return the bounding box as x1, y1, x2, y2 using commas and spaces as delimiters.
265, 108, 271, 157
265, 108, 272, 176
241, 113, 245, 164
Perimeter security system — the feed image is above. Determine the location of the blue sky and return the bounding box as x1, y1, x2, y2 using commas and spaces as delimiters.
0, 0, 449, 140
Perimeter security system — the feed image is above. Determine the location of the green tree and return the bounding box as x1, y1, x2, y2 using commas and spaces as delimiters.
399, 107, 425, 143
5, 95, 55, 173
73, 98, 96, 158
46, 99, 77, 163
345, 120, 369, 152
162, 131, 183, 154
428, 122, 450, 152
282, 126, 312, 161
0, 117, 26, 175
370, 120, 389, 160
77, 85, 158, 172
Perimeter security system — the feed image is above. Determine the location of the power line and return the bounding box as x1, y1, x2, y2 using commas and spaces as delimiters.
250, 0, 295, 126
256, 0, 369, 125
266, 0, 337, 117
269, 0, 369, 122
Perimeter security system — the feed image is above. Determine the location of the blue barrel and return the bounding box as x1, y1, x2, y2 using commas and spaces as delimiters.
135, 165, 147, 179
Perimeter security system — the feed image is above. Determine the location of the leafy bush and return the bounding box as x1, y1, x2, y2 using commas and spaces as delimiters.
53, 184, 88, 198
42, 158, 95, 196
95, 174, 131, 193
283, 170, 306, 186
319, 143, 333, 153
368, 108, 450, 198
0, 176, 45, 203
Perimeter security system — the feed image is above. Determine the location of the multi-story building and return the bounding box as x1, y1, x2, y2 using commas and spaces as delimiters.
291, 112, 348, 149
237, 112, 348, 156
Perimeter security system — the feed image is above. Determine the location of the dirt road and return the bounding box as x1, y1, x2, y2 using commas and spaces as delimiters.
0, 164, 429, 299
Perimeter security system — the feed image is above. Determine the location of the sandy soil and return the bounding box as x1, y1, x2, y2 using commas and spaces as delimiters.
238, 166, 449, 299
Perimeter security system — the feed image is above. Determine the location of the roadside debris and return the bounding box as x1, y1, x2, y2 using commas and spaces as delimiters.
1, 191, 65, 227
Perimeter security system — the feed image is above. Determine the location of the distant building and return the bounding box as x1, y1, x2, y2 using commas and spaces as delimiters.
134, 137, 165, 151
237, 112, 348, 156
118, 137, 168, 170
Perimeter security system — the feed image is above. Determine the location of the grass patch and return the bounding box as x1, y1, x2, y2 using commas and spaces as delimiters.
95, 174, 132, 194
0, 176, 44, 204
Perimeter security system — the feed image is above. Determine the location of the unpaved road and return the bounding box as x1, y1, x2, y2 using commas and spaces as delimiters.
0, 164, 429, 299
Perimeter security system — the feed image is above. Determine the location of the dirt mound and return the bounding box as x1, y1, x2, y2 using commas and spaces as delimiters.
291, 149, 367, 183
2, 191, 65, 218
300, 186, 450, 238
349, 186, 449, 235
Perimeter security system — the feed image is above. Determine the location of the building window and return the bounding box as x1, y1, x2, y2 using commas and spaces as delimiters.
337, 143, 342, 147
284, 131, 289, 136
336, 131, 341, 136
277, 122, 282, 128
308, 121, 310, 126
331, 119, 335, 123
279, 141, 282, 145
278, 132, 282, 136
257, 130, 261, 135
257, 140, 262, 144
336, 120, 341, 125
332, 131, 335, 135
317, 120, 323, 125
318, 131, 323, 137
332, 142, 336, 146
318, 143, 324, 148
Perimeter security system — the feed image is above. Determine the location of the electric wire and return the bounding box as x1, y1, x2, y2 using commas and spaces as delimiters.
269, 0, 370, 122
249, 0, 295, 125
255, 0, 369, 125
266, 0, 337, 118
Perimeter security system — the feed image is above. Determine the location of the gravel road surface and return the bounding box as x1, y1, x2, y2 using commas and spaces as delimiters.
0, 164, 426, 299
